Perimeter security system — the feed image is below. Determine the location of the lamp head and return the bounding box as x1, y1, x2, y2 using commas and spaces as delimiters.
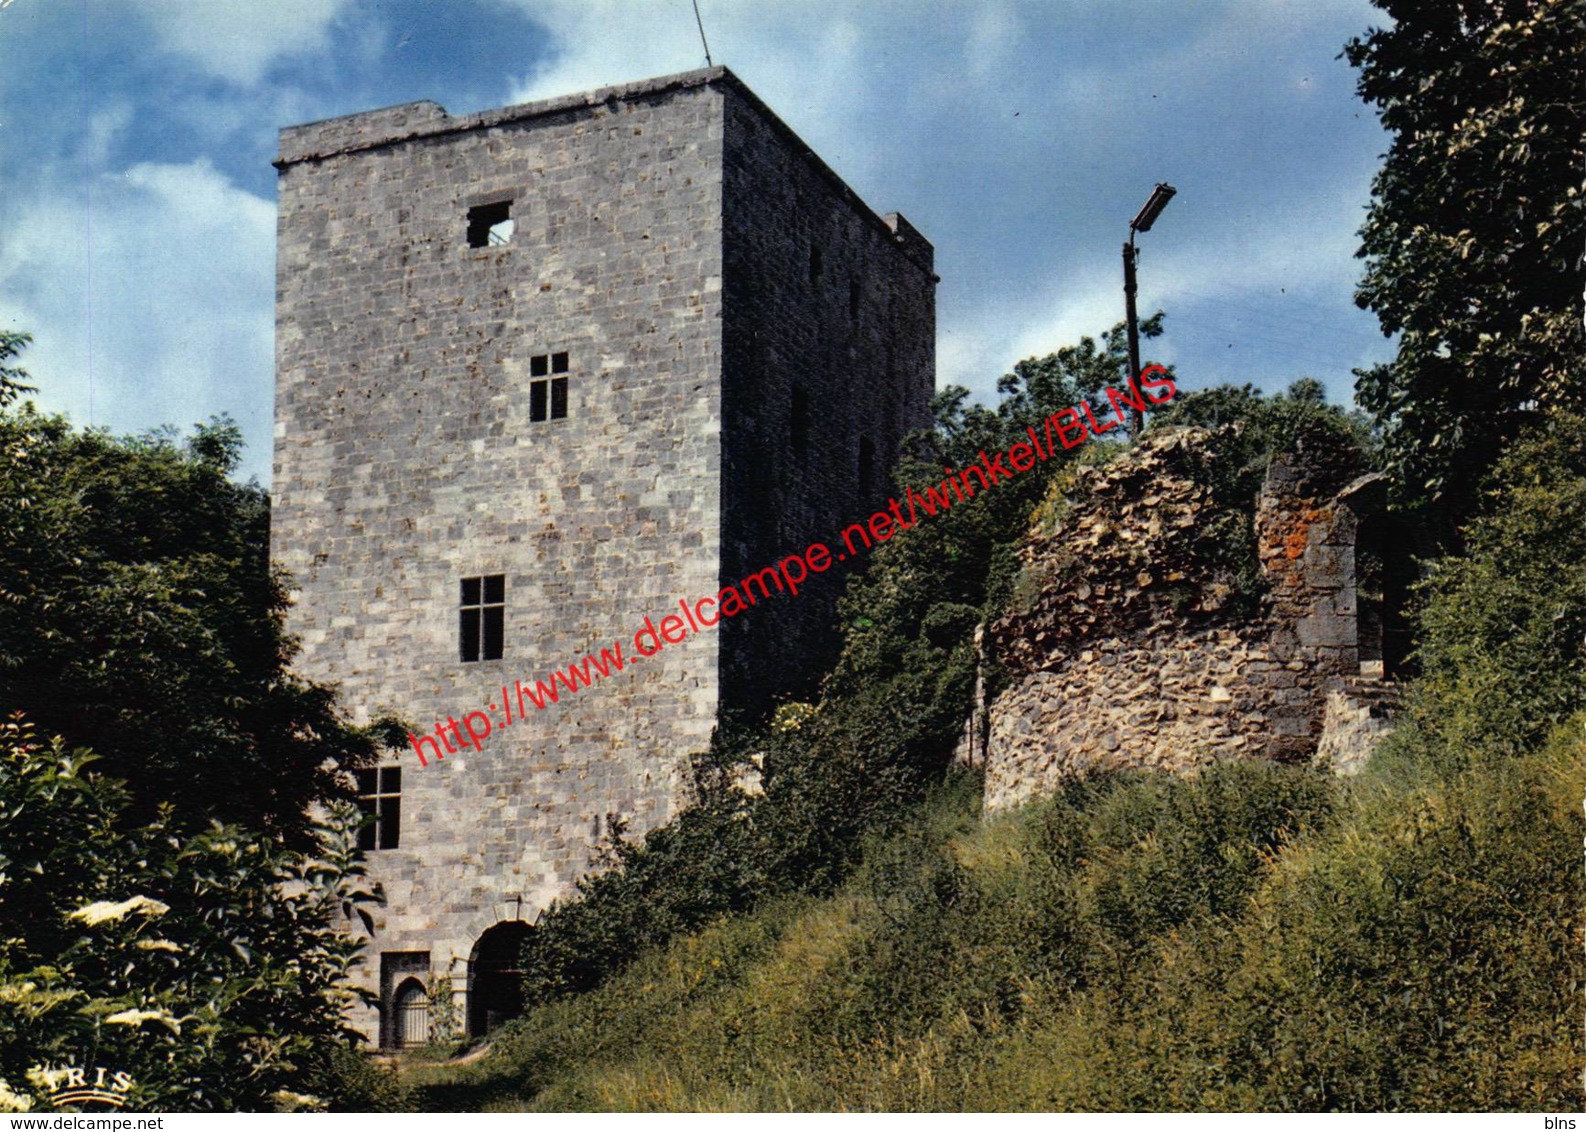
1131, 182, 1177, 233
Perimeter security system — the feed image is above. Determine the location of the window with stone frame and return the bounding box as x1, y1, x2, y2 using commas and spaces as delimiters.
356, 766, 401, 851
529, 352, 569, 422
460, 574, 505, 661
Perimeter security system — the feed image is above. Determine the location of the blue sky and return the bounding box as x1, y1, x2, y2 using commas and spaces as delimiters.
0, 0, 1395, 484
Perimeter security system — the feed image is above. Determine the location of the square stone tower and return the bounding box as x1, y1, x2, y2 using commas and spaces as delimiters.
271, 66, 934, 1045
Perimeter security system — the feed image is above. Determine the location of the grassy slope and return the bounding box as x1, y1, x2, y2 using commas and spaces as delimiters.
410, 418, 1586, 1112
409, 721, 1583, 1112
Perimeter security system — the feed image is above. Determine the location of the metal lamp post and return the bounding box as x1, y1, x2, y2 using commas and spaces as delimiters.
1123, 182, 1176, 438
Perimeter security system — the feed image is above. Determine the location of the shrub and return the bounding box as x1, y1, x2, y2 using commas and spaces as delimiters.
0, 337, 398, 847
0, 718, 382, 1112
1405, 410, 1586, 764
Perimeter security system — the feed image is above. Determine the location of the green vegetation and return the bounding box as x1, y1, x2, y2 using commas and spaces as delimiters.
408, 741, 1579, 1109
1347, 0, 1585, 510
410, 412, 1584, 1111
0, 335, 405, 1111
0, 333, 399, 844
512, 317, 1180, 1005
0, 719, 407, 1112
7, 0, 1583, 1110
1407, 411, 1586, 757
1153, 377, 1379, 476
512, 340, 1377, 1013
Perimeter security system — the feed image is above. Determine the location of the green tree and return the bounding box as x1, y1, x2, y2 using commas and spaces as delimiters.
1346, 0, 1586, 508
0, 718, 400, 1112
986, 312, 1170, 445
0, 333, 34, 407
0, 337, 398, 845
1407, 409, 1586, 761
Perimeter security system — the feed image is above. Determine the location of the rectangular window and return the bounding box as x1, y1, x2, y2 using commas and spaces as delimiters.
460, 574, 505, 662
528, 352, 570, 422
356, 767, 402, 851
466, 201, 513, 248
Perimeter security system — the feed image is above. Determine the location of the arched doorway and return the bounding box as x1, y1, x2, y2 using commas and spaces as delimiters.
393, 977, 430, 1048
1354, 512, 1412, 680
468, 921, 532, 1037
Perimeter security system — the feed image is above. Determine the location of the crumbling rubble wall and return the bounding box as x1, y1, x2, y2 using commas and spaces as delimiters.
980, 427, 1381, 811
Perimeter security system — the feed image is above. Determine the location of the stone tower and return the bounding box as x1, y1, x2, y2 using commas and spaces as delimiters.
270, 67, 934, 1045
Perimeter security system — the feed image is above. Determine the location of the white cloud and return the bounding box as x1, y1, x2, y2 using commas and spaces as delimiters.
82, 103, 134, 168
137, 0, 351, 86
500, 1, 977, 191
0, 0, 1397, 490
0, 158, 276, 480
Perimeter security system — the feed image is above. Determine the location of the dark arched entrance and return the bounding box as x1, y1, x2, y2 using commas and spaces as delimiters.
467, 921, 532, 1038
393, 977, 430, 1048
1354, 512, 1412, 679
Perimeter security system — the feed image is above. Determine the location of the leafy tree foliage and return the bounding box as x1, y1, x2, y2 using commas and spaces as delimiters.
0, 333, 35, 408
930, 312, 1170, 471
1405, 409, 1586, 762
0, 338, 397, 845
1346, 0, 1586, 508
1153, 377, 1377, 464
0, 719, 403, 1112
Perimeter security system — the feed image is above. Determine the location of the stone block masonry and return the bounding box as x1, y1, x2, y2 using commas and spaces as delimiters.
271, 67, 933, 1045
404, 370, 1177, 772
979, 428, 1395, 812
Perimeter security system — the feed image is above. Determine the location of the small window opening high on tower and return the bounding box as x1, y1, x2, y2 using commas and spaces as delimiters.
467, 201, 514, 248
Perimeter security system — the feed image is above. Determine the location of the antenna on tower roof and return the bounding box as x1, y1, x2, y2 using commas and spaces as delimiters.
691, 0, 714, 67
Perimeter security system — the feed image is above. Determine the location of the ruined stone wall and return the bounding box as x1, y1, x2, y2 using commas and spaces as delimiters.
1254, 452, 1364, 679
982, 432, 1377, 812
1313, 682, 1400, 777
719, 86, 935, 711
273, 75, 729, 1038
984, 627, 1313, 812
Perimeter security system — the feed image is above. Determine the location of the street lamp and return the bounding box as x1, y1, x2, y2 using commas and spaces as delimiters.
1124, 182, 1176, 437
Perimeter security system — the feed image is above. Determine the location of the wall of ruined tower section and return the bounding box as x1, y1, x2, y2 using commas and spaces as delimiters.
983, 627, 1313, 812
982, 451, 1367, 812
272, 79, 730, 1036
1254, 456, 1362, 679
718, 85, 936, 712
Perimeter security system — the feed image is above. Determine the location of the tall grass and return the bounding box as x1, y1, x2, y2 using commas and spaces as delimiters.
409, 414, 1586, 1112
409, 723, 1582, 1111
